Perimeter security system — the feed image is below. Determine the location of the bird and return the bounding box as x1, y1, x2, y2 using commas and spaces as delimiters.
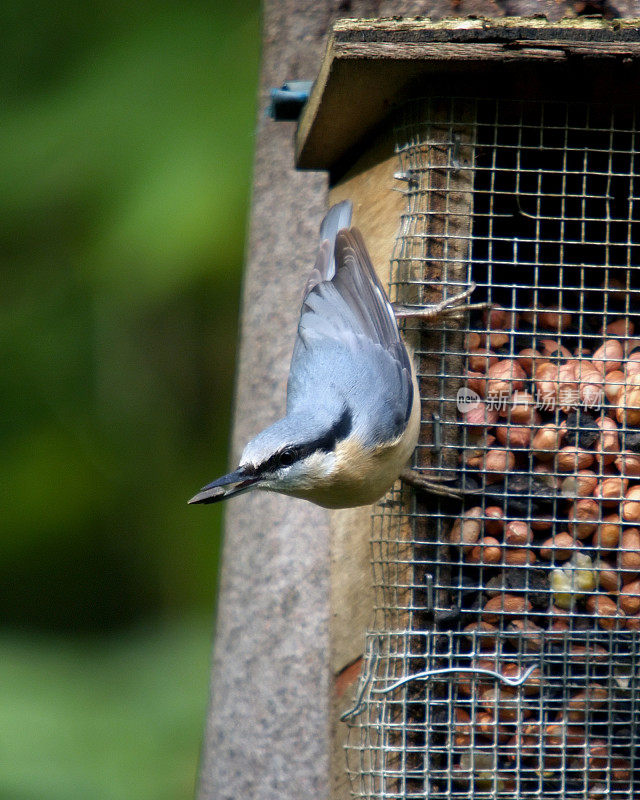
188, 200, 483, 509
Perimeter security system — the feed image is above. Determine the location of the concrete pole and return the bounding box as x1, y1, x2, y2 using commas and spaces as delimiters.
196, 3, 331, 798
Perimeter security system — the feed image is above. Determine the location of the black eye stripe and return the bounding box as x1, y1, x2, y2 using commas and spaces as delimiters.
258, 406, 353, 473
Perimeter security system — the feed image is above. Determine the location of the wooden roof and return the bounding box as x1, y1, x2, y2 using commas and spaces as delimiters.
295, 17, 640, 172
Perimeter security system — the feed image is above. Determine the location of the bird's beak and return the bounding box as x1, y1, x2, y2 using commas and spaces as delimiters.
188, 468, 260, 505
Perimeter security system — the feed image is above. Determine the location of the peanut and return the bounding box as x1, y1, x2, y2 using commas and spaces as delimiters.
626, 351, 640, 377
483, 506, 504, 535
530, 514, 554, 531
500, 663, 542, 695
621, 485, 640, 523
516, 348, 542, 377
475, 709, 513, 742
563, 470, 598, 498
585, 593, 621, 630
546, 722, 587, 747
495, 423, 532, 448
594, 513, 621, 550
462, 621, 497, 650
567, 498, 600, 539
449, 507, 483, 552
548, 618, 570, 638
504, 520, 532, 546
619, 527, 640, 575
532, 422, 566, 461
508, 618, 544, 651
484, 331, 510, 349
504, 548, 536, 566
556, 445, 594, 472
605, 318, 635, 337
619, 578, 640, 615
453, 707, 472, 747
594, 558, 620, 593
468, 347, 498, 373
466, 331, 482, 350
610, 757, 632, 785
539, 339, 571, 360
566, 684, 608, 722
593, 476, 628, 506
624, 613, 640, 631
600, 277, 627, 299
587, 740, 609, 780
467, 536, 502, 565
570, 644, 613, 663
481, 448, 516, 480
615, 450, 640, 477
499, 390, 538, 424
616, 374, 640, 426
463, 448, 486, 468
522, 722, 545, 756
535, 362, 578, 412
578, 369, 605, 409
539, 307, 573, 331
603, 370, 625, 403
465, 370, 487, 398
482, 594, 532, 623
483, 304, 509, 330
539, 532, 575, 561
463, 402, 499, 429
594, 416, 619, 466
486, 359, 526, 399
478, 685, 521, 723
592, 339, 623, 374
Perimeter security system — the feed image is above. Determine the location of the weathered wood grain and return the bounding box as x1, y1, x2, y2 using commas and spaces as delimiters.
297, 17, 640, 171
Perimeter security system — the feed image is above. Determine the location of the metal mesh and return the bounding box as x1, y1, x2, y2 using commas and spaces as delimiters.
344, 97, 640, 799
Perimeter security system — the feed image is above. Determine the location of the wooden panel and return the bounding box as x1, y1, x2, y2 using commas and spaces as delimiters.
325, 98, 479, 799
327, 126, 406, 800
296, 17, 640, 171
326, 110, 476, 798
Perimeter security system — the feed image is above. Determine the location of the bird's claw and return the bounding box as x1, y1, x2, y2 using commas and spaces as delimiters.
400, 468, 466, 499
393, 282, 491, 321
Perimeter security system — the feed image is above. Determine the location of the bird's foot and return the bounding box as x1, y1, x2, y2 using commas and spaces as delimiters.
400, 468, 466, 499
393, 283, 491, 321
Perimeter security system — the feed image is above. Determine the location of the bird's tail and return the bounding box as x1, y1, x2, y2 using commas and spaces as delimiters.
303, 200, 353, 297
320, 200, 353, 278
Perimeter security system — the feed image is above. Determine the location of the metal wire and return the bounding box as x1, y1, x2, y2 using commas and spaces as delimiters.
345, 97, 640, 800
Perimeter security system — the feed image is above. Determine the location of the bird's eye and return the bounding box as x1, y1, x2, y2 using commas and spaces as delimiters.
278, 449, 296, 468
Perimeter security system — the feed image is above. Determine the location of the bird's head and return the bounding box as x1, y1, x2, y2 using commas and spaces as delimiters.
188, 408, 352, 505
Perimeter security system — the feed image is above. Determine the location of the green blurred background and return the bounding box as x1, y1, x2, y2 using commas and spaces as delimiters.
1, 2, 260, 798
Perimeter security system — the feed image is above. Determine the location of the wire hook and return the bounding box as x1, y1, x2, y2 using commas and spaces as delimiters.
340, 638, 381, 722
372, 663, 538, 695
341, 649, 538, 721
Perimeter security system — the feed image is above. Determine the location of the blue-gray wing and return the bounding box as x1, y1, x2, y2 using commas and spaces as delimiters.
287, 210, 413, 446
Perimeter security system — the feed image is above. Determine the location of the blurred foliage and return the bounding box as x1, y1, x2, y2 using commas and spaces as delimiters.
0, 1, 260, 632
0, 616, 213, 800
1, 2, 260, 798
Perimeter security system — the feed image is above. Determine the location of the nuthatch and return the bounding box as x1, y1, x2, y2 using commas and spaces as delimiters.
189, 201, 484, 509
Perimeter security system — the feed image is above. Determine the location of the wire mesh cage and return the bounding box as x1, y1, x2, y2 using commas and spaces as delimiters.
344, 97, 640, 799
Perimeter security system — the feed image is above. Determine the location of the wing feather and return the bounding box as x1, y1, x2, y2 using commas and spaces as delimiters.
287, 206, 414, 444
